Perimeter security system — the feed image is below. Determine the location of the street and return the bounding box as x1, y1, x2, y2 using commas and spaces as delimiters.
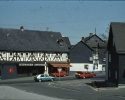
1, 72, 125, 100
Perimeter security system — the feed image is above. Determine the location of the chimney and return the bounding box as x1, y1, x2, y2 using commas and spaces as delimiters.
82, 37, 84, 42
20, 26, 24, 31
89, 33, 93, 36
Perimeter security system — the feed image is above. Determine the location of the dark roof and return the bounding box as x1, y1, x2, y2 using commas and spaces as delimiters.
87, 42, 98, 48
108, 22, 125, 53
70, 40, 94, 52
84, 34, 105, 43
98, 42, 107, 49
62, 37, 71, 49
0, 28, 69, 52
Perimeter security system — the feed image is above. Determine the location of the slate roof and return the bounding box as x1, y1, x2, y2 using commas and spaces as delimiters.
0, 28, 69, 52
62, 37, 71, 49
70, 40, 94, 52
84, 34, 105, 43
70, 41, 94, 63
86, 42, 98, 48
108, 22, 125, 53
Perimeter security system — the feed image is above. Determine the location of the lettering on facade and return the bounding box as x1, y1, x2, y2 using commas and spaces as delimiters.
19, 63, 45, 66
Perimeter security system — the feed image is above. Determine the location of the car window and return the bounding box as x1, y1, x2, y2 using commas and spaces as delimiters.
40, 75, 44, 77
45, 74, 49, 77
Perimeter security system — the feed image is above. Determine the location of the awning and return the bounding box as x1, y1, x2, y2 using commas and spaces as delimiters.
50, 63, 72, 67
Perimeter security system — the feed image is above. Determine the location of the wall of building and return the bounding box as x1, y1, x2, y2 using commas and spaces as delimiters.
0, 63, 17, 80
119, 54, 125, 84
0, 52, 68, 62
70, 63, 94, 72
70, 42, 93, 63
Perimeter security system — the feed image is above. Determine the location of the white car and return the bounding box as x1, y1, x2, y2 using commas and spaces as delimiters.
34, 74, 55, 82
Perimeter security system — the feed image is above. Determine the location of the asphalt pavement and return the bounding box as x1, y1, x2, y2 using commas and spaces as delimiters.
0, 72, 125, 100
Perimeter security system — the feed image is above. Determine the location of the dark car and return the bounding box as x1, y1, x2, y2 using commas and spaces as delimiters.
34, 74, 55, 82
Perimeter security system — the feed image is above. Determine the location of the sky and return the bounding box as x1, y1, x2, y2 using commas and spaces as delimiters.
0, 0, 125, 45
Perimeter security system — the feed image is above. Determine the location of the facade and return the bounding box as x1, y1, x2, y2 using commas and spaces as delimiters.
0, 27, 71, 79
70, 34, 106, 72
70, 41, 94, 72
84, 34, 107, 72
106, 22, 125, 87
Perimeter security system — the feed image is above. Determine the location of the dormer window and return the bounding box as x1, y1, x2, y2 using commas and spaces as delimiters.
57, 39, 64, 46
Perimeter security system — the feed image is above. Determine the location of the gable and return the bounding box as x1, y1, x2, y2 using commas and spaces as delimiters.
85, 34, 105, 43
0, 28, 69, 53
107, 22, 125, 54
70, 41, 93, 63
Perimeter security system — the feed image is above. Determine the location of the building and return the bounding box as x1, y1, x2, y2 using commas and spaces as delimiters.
84, 34, 107, 72
70, 40, 94, 72
106, 22, 125, 87
70, 34, 106, 72
0, 27, 71, 79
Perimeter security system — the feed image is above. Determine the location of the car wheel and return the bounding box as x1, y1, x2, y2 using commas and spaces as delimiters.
83, 76, 85, 79
39, 79, 42, 82
51, 78, 54, 81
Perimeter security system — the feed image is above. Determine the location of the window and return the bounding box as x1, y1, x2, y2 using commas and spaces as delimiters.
21, 53, 23, 57
115, 71, 117, 79
10, 53, 12, 56
26, 53, 28, 57
41, 75, 44, 77
84, 65, 88, 70
109, 54, 111, 62
57, 39, 64, 46
103, 58, 106, 61
122, 70, 125, 78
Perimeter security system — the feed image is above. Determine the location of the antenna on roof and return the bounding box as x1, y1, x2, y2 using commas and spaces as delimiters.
95, 27, 96, 34
46, 27, 49, 31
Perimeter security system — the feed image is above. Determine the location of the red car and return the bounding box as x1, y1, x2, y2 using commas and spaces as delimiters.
51, 71, 67, 77
75, 71, 96, 79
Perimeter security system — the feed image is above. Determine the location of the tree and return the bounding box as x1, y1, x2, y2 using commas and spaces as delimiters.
99, 24, 109, 41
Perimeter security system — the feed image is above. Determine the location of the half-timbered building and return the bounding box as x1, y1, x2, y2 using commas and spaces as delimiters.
106, 22, 125, 87
0, 27, 71, 79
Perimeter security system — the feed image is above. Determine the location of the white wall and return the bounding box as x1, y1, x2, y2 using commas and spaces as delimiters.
70, 63, 105, 72
70, 63, 94, 72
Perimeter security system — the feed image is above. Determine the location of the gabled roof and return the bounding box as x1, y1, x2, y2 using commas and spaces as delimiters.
84, 34, 105, 43
107, 22, 125, 53
86, 42, 98, 48
62, 37, 71, 49
70, 40, 94, 52
0, 28, 69, 52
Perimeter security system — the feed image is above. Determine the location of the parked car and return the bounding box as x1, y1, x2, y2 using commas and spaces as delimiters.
51, 71, 67, 77
34, 74, 55, 82
75, 71, 96, 79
